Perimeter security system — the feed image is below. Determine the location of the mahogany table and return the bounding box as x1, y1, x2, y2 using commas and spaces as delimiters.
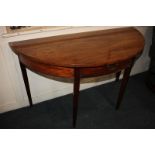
9, 27, 145, 128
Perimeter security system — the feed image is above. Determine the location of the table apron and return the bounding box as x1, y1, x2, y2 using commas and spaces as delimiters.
19, 54, 134, 79
19, 55, 74, 78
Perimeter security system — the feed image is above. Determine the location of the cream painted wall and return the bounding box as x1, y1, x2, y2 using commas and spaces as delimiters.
0, 26, 153, 113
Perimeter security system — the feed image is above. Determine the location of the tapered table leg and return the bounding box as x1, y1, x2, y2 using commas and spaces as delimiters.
115, 71, 121, 82
116, 65, 132, 110
73, 68, 80, 128
19, 61, 33, 107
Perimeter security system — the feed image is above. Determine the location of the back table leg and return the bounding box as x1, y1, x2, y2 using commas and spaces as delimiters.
19, 61, 33, 107
115, 71, 121, 82
73, 68, 80, 128
116, 65, 132, 110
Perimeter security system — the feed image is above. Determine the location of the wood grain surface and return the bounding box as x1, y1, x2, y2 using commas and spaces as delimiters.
10, 27, 144, 68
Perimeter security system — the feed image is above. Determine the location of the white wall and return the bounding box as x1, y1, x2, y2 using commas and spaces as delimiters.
0, 26, 153, 113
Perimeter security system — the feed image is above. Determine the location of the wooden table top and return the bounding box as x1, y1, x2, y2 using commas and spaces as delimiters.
10, 27, 144, 68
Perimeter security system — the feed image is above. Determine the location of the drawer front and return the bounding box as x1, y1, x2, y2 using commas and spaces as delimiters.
80, 59, 133, 78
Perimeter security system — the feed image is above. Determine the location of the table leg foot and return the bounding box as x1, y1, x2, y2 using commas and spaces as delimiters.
73, 68, 80, 128
115, 71, 121, 82
19, 61, 33, 107
116, 66, 132, 110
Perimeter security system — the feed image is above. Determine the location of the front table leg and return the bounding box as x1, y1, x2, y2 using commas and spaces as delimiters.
116, 65, 132, 110
19, 61, 33, 107
73, 68, 80, 128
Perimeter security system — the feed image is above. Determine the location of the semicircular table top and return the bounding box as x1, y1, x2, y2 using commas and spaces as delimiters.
9, 27, 145, 68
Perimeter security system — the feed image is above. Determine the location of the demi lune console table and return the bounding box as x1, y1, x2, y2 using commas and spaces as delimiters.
9, 27, 144, 128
